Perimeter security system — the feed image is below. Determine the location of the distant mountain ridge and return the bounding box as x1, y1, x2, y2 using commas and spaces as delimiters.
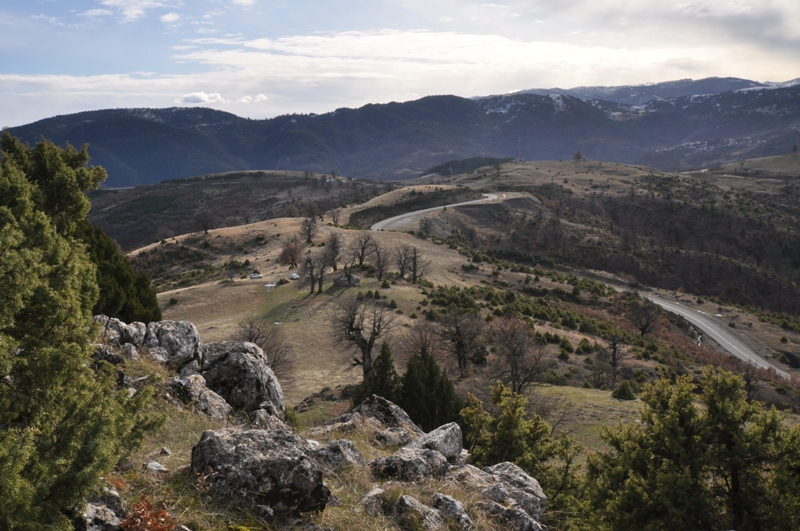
8, 77, 800, 186
486, 77, 800, 105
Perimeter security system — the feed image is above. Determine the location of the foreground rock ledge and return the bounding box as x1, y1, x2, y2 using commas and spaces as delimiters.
190, 427, 331, 515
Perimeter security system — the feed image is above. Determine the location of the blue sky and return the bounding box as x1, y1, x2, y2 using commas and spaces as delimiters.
2, 0, 799, 127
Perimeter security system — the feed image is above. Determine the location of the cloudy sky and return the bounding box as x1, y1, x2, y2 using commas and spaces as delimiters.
2, 0, 799, 127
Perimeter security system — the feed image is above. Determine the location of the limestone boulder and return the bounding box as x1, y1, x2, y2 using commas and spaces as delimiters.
406, 422, 462, 460
201, 342, 284, 419
483, 462, 546, 522
190, 427, 331, 515
477, 501, 545, 531
370, 447, 448, 482
168, 375, 232, 420
143, 320, 203, 368
312, 439, 367, 473
309, 395, 422, 444
73, 489, 126, 531
94, 315, 147, 347
398, 495, 443, 531
432, 493, 475, 531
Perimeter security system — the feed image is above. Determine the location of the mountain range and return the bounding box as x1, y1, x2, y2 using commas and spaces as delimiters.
8, 77, 800, 187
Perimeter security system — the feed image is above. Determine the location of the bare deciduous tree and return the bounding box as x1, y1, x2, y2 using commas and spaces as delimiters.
605, 333, 628, 387
331, 296, 394, 378
282, 203, 299, 218
489, 316, 546, 394
193, 210, 218, 235
626, 296, 661, 336
301, 216, 317, 243
330, 207, 341, 227
408, 246, 430, 284
278, 235, 304, 269
235, 316, 294, 380
323, 233, 343, 271
300, 251, 327, 295
438, 308, 486, 377
350, 232, 374, 266
371, 240, 390, 281
418, 217, 434, 238
406, 322, 441, 360
394, 243, 412, 279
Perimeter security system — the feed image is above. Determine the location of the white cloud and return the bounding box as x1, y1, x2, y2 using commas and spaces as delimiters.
81, 9, 113, 17
231, 0, 257, 6
31, 14, 64, 26
176, 92, 228, 104
99, 0, 167, 22
160, 12, 181, 24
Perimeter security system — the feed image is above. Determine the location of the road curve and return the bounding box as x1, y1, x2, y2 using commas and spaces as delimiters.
644, 294, 791, 380
370, 193, 499, 231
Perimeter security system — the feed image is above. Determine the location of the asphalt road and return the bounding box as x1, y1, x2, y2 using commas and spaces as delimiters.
370, 193, 499, 231
644, 294, 791, 379
366, 192, 792, 380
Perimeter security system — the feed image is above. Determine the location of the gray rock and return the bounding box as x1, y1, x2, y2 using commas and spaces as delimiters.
94, 316, 147, 347
146, 346, 169, 363
407, 422, 462, 460
312, 439, 367, 472
144, 320, 203, 368
74, 489, 125, 531
190, 427, 331, 515
202, 342, 285, 419
92, 345, 125, 366
310, 395, 423, 445
477, 501, 545, 531
169, 375, 232, 420
432, 493, 475, 530
446, 464, 496, 488
359, 487, 385, 516
370, 447, 448, 482
120, 343, 140, 360
370, 427, 414, 447
398, 495, 444, 531
250, 409, 290, 430
146, 461, 169, 474
483, 462, 546, 521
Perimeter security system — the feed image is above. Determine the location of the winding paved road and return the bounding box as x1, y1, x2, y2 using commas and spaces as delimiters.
367, 192, 792, 380
370, 193, 499, 231
644, 294, 790, 379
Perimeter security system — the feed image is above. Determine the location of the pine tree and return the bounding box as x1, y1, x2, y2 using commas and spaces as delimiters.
583, 368, 800, 531
354, 341, 399, 404
0, 132, 162, 530
398, 352, 463, 432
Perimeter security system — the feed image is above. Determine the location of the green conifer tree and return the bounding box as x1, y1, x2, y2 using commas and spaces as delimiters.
398, 352, 463, 432
354, 341, 399, 404
0, 132, 162, 530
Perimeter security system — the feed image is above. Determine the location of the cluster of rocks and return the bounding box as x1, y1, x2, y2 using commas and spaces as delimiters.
83, 317, 548, 531
93, 315, 284, 424
189, 395, 547, 530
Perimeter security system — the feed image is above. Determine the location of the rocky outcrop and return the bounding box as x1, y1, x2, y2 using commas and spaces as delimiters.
406, 422, 462, 460
398, 495, 443, 531
432, 493, 475, 531
482, 462, 547, 522
477, 501, 545, 531
144, 320, 203, 368
312, 439, 367, 473
308, 395, 423, 444
370, 447, 449, 481
200, 341, 285, 419
74, 489, 126, 531
191, 427, 331, 515
95, 316, 147, 348
168, 375, 232, 420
